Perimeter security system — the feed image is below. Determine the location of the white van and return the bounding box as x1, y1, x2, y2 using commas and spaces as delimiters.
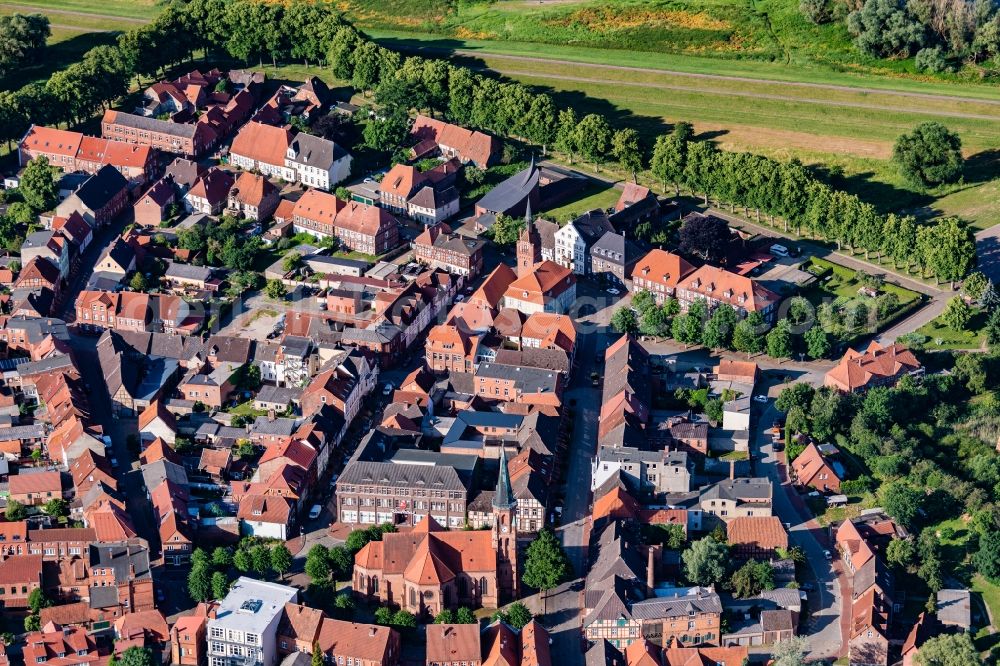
770, 243, 790, 258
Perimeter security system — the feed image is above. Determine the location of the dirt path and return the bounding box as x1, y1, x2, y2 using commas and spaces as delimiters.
435, 47, 1000, 108
479, 66, 1000, 123
0, 3, 149, 22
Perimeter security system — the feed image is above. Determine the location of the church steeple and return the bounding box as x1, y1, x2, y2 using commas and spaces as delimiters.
492, 445, 519, 601
493, 444, 515, 511
516, 202, 541, 278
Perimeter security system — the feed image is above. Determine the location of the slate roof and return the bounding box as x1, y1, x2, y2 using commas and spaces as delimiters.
339, 460, 467, 491
74, 165, 127, 211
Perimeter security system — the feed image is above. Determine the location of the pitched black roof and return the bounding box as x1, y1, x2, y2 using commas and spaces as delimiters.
76, 165, 127, 211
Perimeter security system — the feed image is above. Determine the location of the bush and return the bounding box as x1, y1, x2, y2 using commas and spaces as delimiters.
800, 0, 832, 23
915, 46, 949, 73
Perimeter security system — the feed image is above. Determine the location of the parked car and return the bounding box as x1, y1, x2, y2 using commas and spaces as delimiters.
382, 382, 393, 396
753, 395, 769, 403
309, 505, 322, 520
823, 549, 832, 560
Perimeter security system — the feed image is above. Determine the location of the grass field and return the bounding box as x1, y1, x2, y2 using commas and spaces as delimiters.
6, 0, 1000, 233
541, 180, 621, 223
916, 308, 988, 350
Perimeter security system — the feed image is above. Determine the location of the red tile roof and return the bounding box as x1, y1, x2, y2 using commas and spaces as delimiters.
9, 471, 61, 496
825, 341, 921, 393
726, 516, 788, 552
231, 121, 292, 167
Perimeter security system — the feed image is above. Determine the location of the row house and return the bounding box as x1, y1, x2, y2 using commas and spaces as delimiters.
75, 290, 203, 336
54, 165, 129, 228
291, 189, 400, 255
409, 114, 498, 167
133, 177, 178, 227
185, 168, 235, 216
102, 110, 217, 158
590, 230, 642, 289
413, 223, 485, 278
300, 349, 377, 425
229, 121, 351, 191
553, 210, 614, 275
379, 161, 460, 224
19, 125, 156, 185
278, 602, 400, 666
228, 171, 280, 221
473, 362, 562, 409
675, 264, 780, 322
0, 554, 43, 609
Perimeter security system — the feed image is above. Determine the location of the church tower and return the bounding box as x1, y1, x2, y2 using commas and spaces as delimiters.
492, 445, 519, 600
516, 200, 541, 278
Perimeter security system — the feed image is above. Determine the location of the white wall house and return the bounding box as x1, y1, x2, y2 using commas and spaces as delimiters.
554, 222, 588, 275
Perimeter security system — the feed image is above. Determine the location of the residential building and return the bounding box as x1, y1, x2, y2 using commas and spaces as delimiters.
291, 190, 399, 254
413, 224, 485, 278
228, 172, 280, 221
630, 250, 696, 304
185, 168, 235, 215
9, 471, 62, 506
0, 554, 44, 608
410, 114, 498, 167
102, 110, 217, 157
23, 624, 104, 666
726, 516, 788, 560
54, 165, 129, 228
698, 478, 773, 522
426, 624, 480, 666
824, 342, 922, 393
206, 578, 299, 666
592, 447, 691, 495
134, 178, 178, 226
554, 210, 614, 275
229, 122, 351, 190
590, 230, 642, 288
790, 442, 843, 493
19, 125, 156, 185
676, 264, 780, 321
584, 585, 723, 650
171, 612, 209, 666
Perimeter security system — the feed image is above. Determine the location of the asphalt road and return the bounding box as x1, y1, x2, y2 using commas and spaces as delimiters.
752, 388, 846, 661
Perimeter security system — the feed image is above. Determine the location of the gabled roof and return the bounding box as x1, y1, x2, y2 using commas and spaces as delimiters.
231, 121, 292, 166
726, 516, 788, 551
72, 165, 128, 211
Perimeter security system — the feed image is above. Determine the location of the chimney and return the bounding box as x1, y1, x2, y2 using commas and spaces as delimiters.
646, 546, 655, 596
268, 409, 276, 422
729, 459, 735, 480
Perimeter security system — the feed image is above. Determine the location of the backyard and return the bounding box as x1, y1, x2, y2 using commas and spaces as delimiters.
915, 308, 988, 351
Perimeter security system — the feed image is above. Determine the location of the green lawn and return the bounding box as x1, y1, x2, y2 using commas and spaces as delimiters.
915, 308, 987, 350
802, 256, 922, 305
541, 180, 621, 224
228, 401, 267, 418
972, 575, 1000, 637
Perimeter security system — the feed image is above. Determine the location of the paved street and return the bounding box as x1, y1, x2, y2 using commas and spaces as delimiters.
752, 384, 847, 662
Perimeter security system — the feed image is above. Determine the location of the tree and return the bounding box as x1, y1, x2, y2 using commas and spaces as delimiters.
671, 313, 701, 347
333, 593, 355, 616
42, 498, 67, 517
766, 319, 793, 359
611, 128, 643, 182
233, 548, 251, 573
650, 133, 687, 195
311, 643, 323, 666
0, 14, 50, 78
522, 528, 571, 613
611, 307, 639, 335
729, 559, 775, 598
682, 536, 729, 586
113, 648, 155, 666
433, 609, 454, 624
328, 546, 353, 580
886, 538, 916, 569
373, 606, 393, 626
963, 272, 989, 301
391, 610, 417, 629
282, 252, 301, 273
24, 614, 40, 632
892, 122, 963, 188
554, 107, 578, 161
4, 499, 25, 521
270, 544, 293, 580
771, 636, 808, 666
847, 0, 925, 58
494, 601, 533, 629
187, 563, 212, 602
639, 304, 670, 337
913, 633, 981, 665
942, 296, 972, 331
705, 398, 724, 424
804, 325, 830, 359
305, 544, 331, 584
363, 109, 409, 153
879, 481, 923, 529
456, 607, 476, 624
249, 544, 271, 577
974, 530, 1000, 581
678, 213, 731, 261
265, 279, 287, 300
129, 272, 148, 292
486, 212, 525, 248
211, 571, 229, 599
925, 217, 976, 288
732, 314, 765, 357
800, 0, 832, 23
27, 588, 49, 614
573, 113, 611, 170
20, 156, 58, 212
702, 304, 738, 350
